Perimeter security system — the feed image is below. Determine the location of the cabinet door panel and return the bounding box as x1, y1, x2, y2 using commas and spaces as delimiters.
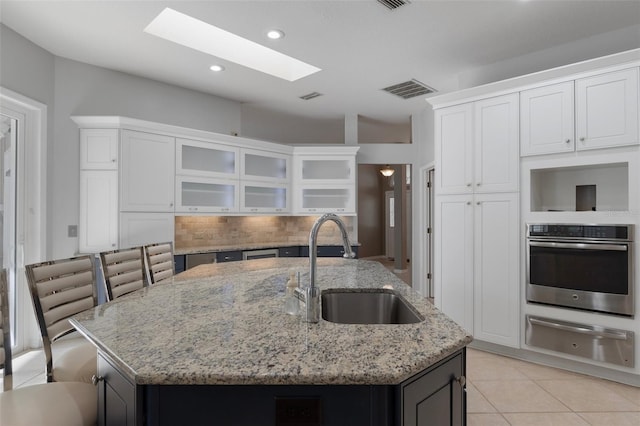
79, 171, 118, 252
576, 68, 639, 150
435, 104, 473, 194
434, 195, 474, 333
80, 129, 118, 169
176, 138, 239, 179
121, 130, 175, 212
473, 193, 519, 347
520, 82, 574, 156
119, 212, 174, 248
475, 94, 519, 192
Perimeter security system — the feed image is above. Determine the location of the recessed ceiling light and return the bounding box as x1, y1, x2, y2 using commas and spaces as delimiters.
144, 8, 320, 81
266, 29, 284, 40
209, 65, 225, 72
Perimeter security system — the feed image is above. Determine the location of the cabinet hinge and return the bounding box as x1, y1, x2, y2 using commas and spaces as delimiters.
427, 227, 432, 234
426, 181, 431, 188
427, 273, 432, 279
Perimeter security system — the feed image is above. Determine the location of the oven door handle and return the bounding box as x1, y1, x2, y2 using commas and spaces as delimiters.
529, 318, 630, 340
528, 241, 628, 251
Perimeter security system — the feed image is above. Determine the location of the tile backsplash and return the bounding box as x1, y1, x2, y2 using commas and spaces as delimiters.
175, 216, 355, 250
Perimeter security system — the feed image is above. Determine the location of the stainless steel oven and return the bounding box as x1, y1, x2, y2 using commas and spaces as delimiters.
526, 224, 634, 316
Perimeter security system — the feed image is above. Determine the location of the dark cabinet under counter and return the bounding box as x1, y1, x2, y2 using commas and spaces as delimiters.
300, 245, 359, 258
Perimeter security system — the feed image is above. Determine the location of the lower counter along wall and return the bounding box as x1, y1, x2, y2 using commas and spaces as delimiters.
175, 215, 356, 251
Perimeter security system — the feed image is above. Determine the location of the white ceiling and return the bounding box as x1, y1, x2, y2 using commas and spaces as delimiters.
1, 0, 639, 123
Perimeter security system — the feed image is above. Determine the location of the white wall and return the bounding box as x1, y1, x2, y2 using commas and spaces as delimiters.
457, 25, 640, 89
0, 24, 56, 257
241, 104, 344, 144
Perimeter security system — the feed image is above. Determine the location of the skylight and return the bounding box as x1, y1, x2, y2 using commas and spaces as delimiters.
144, 8, 321, 81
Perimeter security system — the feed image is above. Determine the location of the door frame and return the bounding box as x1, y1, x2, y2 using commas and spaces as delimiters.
0, 86, 48, 351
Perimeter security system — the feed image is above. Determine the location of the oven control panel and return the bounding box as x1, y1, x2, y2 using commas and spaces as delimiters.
527, 224, 632, 241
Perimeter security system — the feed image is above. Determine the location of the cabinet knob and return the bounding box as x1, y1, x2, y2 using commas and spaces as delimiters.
170, 203, 174, 207
580, 137, 585, 142
476, 202, 481, 205
111, 159, 116, 162
466, 183, 472, 187
565, 139, 571, 144
454, 376, 466, 387
91, 375, 104, 386
466, 202, 471, 205
476, 182, 481, 186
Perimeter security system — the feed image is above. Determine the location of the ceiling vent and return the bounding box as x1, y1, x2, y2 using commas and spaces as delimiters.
299, 92, 323, 100
377, 0, 411, 11
382, 79, 436, 99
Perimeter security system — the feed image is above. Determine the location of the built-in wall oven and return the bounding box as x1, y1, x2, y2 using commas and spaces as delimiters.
526, 224, 634, 317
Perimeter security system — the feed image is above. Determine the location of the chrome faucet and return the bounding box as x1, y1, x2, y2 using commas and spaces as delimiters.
297, 213, 355, 323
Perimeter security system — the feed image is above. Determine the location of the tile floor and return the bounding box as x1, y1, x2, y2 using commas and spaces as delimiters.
3, 346, 639, 425
466, 348, 640, 426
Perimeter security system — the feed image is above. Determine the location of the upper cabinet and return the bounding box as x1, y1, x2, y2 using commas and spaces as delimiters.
120, 130, 175, 212
80, 129, 119, 169
240, 148, 290, 183
520, 81, 575, 156
176, 138, 239, 179
521, 67, 639, 156
435, 93, 519, 195
576, 67, 639, 151
292, 146, 359, 215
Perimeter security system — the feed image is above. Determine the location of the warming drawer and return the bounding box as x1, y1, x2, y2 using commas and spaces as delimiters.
525, 315, 634, 367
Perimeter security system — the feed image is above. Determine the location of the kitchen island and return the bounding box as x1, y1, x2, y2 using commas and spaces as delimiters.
71, 258, 473, 426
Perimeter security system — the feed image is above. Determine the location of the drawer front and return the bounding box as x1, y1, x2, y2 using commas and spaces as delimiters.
217, 250, 243, 263
526, 315, 634, 367
185, 253, 217, 269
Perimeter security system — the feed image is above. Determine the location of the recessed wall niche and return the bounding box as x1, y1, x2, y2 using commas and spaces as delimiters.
530, 162, 628, 212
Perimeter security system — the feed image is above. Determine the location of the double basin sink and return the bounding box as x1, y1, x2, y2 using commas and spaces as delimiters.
321, 288, 424, 325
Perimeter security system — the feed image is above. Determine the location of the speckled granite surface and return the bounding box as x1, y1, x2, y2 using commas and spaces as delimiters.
71, 258, 472, 386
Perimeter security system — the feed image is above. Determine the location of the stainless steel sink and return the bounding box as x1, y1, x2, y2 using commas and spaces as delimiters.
321, 289, 424, 324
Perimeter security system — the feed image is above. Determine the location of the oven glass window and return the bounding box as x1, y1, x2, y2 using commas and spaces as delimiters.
529, 246, 629, 294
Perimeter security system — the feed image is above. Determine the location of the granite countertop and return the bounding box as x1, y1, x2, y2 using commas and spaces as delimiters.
175, 241, 360, 255
71, 258, 472, 386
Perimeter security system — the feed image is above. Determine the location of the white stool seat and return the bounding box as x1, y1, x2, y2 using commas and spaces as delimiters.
0, 381, 97, 426
51, 337, 97, 383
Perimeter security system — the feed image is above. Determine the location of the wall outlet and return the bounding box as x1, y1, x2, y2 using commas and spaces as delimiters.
68, 225, 78, 238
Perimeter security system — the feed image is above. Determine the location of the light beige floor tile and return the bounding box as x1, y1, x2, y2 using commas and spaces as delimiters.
467, 356, 529, 381
601, 381, 640, 406
503, 412, 590, 425
474, 380, 569, 413
577, 412, 640, 425
509, 359, 586, 381
467, 382, 497, 413
537, 379, 640, 412
467, 413, 510, 426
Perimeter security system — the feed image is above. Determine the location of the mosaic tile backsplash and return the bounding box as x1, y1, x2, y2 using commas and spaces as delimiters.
175, 216, 355, 250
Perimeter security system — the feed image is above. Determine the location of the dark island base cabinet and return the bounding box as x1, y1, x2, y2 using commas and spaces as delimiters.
98, 349, 465, 426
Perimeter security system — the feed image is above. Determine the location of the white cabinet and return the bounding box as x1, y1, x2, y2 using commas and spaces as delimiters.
119, 212, 174, 248
434, 192, 519, 347
434, 104, 473, 195
120, 130, 175, 212
292, 147, 359, 215
434, 195, 474, 332
175, 176, 238, 213
576, 67, 639, 150
80, 129, 118, 170
472, 193, 519, 347
240, 148, 290, 183
176, 138, 238, 179
78, 129, 119, 253
520, 67, 639, 156
240, 181, 289, 213
520, 82, 575, 156
474, 94, 520, 193
79, 170, 118, 252
435, 94, 519, 195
